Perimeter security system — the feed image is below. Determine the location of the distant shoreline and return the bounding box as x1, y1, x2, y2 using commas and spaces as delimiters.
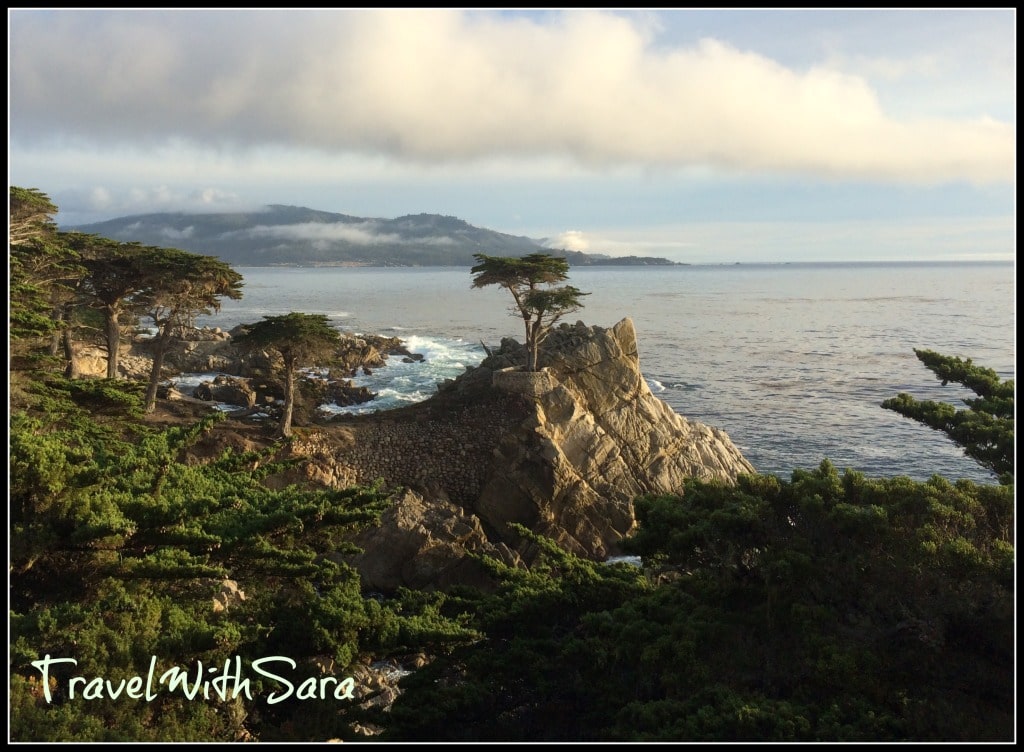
230, 258, 1010, 269
254, 260, 689, 269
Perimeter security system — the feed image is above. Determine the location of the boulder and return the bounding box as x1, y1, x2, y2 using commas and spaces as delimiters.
193, 375, 257, 408
343, 488, 522, 591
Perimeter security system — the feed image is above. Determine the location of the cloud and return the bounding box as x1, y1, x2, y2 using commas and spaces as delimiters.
236, 222, 456, 247
544, 231, 591, 252
9, 9, 1014, 185
56, 184, 255, 221
159, 225, 195, 241
241, 222, 403, 247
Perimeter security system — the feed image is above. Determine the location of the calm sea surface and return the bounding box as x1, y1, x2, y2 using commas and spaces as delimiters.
196, 262, 1015, 484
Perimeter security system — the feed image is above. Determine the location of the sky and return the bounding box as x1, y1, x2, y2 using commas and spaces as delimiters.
7, 8, 1016, 263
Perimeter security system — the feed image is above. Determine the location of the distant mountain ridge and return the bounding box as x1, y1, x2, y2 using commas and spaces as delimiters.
63, 205, 680, 267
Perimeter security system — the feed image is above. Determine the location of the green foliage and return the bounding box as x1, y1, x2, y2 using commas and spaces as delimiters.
384, 529, 651, 741
10, 186, 58, 247
471, 253, 588, 371
233, 312, 343, 436
10, 194, 244, 386
387, 464, 1013, 741
9, 187, 82, 360
882, 349, 1014, 483
8, 376, 477, 742
232, 312, 341, 363
470, 252, 570, 291
132, 246, 244, 411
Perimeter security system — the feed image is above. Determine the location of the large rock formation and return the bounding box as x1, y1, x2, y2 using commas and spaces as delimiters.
276, 317, 755, 590
475, 318, 755, 559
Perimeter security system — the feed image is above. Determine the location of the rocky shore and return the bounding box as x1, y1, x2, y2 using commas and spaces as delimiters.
78, 317, 756, 593
71, 325, 422, 421
268, 318, 757, 591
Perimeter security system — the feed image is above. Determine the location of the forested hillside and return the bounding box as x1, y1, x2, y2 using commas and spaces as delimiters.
66, 205, 679, 267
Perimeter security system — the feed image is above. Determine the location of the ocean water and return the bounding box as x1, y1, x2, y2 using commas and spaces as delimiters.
194, 261, 1015, 484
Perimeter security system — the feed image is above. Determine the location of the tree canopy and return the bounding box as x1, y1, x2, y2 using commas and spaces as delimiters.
9, 377, 477, 742
8, 187, 80, 358
882, 349, 1014, 484
471, 253, 588, 371
9, 186, 58, 247
9, 195, 245, 392
62, 233, 155, 379
232, 312, 342, 437
133, 248, 243, 412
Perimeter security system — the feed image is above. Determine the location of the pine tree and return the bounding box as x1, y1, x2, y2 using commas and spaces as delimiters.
470, 253, 588, 371
882, 349, 1014, 484
232, 313, 342, 437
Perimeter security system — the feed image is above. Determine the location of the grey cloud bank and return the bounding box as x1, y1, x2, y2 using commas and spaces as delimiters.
8, 9, 1015, 262
9, 9, 1013, 184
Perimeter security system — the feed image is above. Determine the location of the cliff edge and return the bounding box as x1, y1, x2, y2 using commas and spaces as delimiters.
474, 317, 755, 561
275, 317, 755, 590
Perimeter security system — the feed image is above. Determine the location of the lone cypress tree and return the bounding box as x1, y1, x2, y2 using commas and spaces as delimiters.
471, 252, 588, 371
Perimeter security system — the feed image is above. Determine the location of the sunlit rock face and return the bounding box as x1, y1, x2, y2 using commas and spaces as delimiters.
284, 318, 755, 590
475, 317, 756, 560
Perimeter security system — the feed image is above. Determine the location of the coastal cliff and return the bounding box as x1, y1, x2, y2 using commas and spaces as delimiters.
475, 318, 755, 559
274, 317, 755, 590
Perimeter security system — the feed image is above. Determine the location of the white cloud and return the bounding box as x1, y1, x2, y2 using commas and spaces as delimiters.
54, 183, 259, 223
9, 9, 1014, 185
544, 230, 591, 252
236, 221, 456, 247
241, 222, 401, 246
159, 225, 195, 241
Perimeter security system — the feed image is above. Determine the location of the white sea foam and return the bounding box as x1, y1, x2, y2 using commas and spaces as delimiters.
168, 372, 229, 391
603, 556, 643, 568
646, 378, 666, 393
322, 335, 486, 416
212, 403, 248, 413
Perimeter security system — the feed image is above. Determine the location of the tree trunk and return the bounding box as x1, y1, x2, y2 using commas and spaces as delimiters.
104, 304, 121, 380
527, 320, 542, 372
61, 303, 80, 379
48, 304, 64, 357
527, 340, 538, 372
280, 359, 296, 438
62, 327, 79, 379
522, 314, 533, 367
144, 321, 174, 413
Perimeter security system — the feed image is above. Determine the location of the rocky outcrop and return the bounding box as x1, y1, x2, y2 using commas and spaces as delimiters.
343, 488, 522, 591
474, 318, 754, 559
75, 317, 756, 592
194, 375, 259, 408
283, 317, 755, 590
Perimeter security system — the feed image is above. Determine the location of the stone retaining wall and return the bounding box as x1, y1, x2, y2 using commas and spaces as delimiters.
491, 367, 557, 397
298, 394, 530, 505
